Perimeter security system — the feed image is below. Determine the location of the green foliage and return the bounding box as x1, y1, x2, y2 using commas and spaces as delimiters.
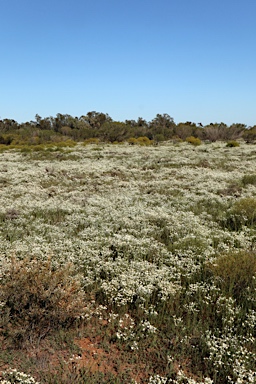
242, 126, 256, 143
150, 113, 175, 140
185, 136, 201, 146
20, 146, 32, 153
127, 137, 137, 145
127, 136, 153, 145
0, 134, 13, 145
226, 140, 240, 147
175, 121, 203, 141
83, 138, 100, 145
208, 251, 256, 306
0, 112, 255, 144
136, 136, 153, 145
191, 198, 227, 223
241, 174, 256, 187
153, 133, 165, 142
224, 197, 256, 230
28, 208, 70, 225
52, 140, 77, 148
0, 257, 85, 346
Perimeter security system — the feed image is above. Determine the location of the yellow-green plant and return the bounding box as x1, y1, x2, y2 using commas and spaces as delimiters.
225, 197, 256, 230
83, 138, 100, 145
186, 136, 201, 146
241, 174, 256, 187
208, 251, 256, 306
128, 136, 153, 145
136, 136, 152, 145
55, 140, 77, 147
226, 140, 240, 147
127, 137, 138, 145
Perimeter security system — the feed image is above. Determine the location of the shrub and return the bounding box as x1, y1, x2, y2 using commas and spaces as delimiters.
241, 174, 256, 187
0, 257, 85, 345
127, 137, 138, 145
128, 137, 152, 146
0, 135, 13, 145
112, 140, 124, 145
224, 197, 256, 230
226, 140, 240, 147
136, 136, 152, 146
208, 251, 256, 306
242, 128, 256, 143
154, 134, 165, 143
83, 138, 99, 145
55, 140, 77, 147
20, 146, 32, 153
185, 136, 201, 146
31, 144, 45, 152
171, 136, 183, 143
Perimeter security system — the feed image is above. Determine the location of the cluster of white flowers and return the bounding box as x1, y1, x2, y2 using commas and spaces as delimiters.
116, 313, 136, 343
148, 374, 169, 383
0, 369, 39, 384
0, 141, 255, 381
231, 359, 256, 383
140, 320, 158, 334
204, 330, 255, 380
148, 372, 214, 384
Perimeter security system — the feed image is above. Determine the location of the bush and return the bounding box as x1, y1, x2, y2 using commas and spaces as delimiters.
20, 146, 32, 153
83, 138, 100, 145
241, 174, 256, 187
226, 140, 240, 147
185, 136, 201, 146
127, 137, 138, 145
225, 197, 256, 230
54, 140, 77, 148
243, 128, 256, 143
0, 257, 85, 345
127, 136, 152, 146
154, 134, 165, 143
208, 251, 256, 306
136, 136, 152, 146
31, 144, 46, 152
0, 135, 13, 145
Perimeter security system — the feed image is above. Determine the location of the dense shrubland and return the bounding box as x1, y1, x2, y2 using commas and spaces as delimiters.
1, 112, 256, 146
0, 141, 255, 383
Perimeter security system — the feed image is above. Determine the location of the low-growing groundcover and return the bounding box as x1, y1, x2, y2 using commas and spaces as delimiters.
0, 141, 255, 383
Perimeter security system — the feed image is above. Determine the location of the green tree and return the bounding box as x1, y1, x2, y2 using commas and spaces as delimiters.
243, 125, 256, 143
99, 121, 128, 142
149, 113, 176, 140
84, 111, 112, 129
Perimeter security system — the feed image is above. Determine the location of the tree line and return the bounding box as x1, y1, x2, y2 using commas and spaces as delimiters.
0, 112, 256, 145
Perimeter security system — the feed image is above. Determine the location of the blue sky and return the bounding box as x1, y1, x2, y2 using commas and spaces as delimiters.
1, 0, 255, 126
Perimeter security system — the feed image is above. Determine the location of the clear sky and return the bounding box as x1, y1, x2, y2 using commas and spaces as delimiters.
1, 0, 255, 126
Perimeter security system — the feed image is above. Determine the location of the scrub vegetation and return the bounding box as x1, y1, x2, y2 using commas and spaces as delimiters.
1, 111, 256, 147
0, 139, 255, 383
